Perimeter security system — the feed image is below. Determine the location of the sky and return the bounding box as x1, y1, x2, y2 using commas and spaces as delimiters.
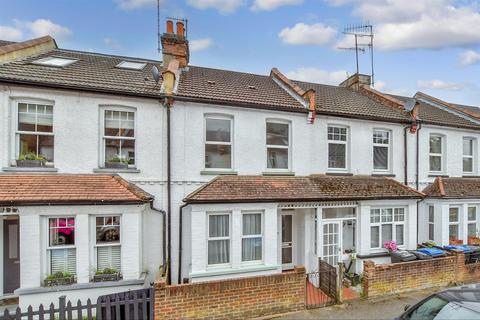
1, 0, 480, 105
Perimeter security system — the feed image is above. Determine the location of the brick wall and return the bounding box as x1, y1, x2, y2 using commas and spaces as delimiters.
363, 253, 464, 298
154, 266, 306, 319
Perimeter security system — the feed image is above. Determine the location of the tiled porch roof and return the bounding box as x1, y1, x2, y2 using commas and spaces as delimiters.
423, 177, 480, 198
184, 175, 424, 204
0, 174, 152, 205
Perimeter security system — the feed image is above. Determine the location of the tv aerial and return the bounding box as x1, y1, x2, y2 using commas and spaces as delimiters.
338, 23, 375, 86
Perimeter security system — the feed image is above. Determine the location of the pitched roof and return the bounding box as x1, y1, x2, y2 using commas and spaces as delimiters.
184, 175, 423, 204
423, 177, 480, 199
0, 174, 153, 205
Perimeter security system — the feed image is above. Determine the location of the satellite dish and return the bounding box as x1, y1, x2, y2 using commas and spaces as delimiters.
404, 98, 417, 112
152, 65, 161, 83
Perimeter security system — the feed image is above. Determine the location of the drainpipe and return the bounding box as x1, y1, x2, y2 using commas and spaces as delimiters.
415, 123, 423, 190
166, 97, 172, 284
149, 201, 167, 272
178, 202, 188, 284
404, 125, 410, 185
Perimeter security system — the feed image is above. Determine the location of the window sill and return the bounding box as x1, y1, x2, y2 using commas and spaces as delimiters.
325, 172, 353, 176
371, 173, 396, 177
200, 170, 238, 176
428, 174, 449, 177
190, 264, 279, 278
262, 171, 295, 176
93, 168, 141, 173
2, 167, 58, 172
356, 252, 390, 259
462, 174, 480, 178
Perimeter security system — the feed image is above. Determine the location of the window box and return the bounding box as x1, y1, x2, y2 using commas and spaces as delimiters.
449, 238, 463, 245
44, 273, 76, 287
104, 161, 129, 170
93, 271, 122, 282
468, 236, 480, 246
16, 159, 45, 167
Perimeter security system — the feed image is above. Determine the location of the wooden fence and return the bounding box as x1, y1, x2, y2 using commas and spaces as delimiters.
0, 287, 154, 320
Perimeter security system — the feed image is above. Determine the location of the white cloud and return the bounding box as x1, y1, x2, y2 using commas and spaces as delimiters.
251, 0, 303, 11
279, 23, 337, 46
190, 38, 213, 52
460, 50, 480, 66
104, 37, 121, 48
417, 79, 467, 91
285, 67, 347, 84
186, 0, 244, 13
0, 26, 23, 41
329, 0, 480, 51
0, 19, 71, 42
115, 0, 157, 10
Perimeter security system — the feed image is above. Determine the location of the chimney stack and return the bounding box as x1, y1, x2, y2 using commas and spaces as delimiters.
339, 73, 371, 91
161, 19, 189, 68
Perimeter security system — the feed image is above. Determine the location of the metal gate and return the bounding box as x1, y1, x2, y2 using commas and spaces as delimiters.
306, 260, 337, 309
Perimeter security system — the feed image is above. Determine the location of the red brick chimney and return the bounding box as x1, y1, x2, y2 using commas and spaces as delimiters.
161, 19, 189, 68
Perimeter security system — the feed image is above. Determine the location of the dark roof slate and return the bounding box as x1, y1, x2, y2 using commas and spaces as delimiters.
423, 177, 480, 198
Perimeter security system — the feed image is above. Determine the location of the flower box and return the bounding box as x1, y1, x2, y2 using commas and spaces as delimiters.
93, 272, 122, 282
44, 275, 76, 287
105, 162, 128, 169
468, 237, 480, 245
16, 159, 45, 167
449, 239, 464, 245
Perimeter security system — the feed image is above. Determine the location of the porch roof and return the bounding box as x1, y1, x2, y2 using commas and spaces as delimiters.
184, 175, 424, 204
0, 174, 153, 206
423, 177, 480, 199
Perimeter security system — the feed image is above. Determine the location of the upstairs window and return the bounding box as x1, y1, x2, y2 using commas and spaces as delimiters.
48, 217, 76, 275
17, 103, 54, 163
463, 137, 475, 174
328, 126, 348, 170
205, 116, 232, 170
266, 121, 290, 170
373, 129, 390, 171
95, 216, 121, 272
429, 134, 443, 172
103, 110, 135, 167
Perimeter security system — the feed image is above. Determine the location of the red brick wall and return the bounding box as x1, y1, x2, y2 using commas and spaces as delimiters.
363, 254, 464, 298
154, 267, 306, 320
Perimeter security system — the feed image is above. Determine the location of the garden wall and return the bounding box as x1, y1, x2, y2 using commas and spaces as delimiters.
154, 266, 306, 320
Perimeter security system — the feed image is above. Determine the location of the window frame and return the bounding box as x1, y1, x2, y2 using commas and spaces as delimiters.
32, 56, 78, 67
93, 215, 122, 273
241, 211, 264, 264
428, 205, 435, 241
99, 105, 137, 169
327, 125, 349, 171
46, 216, 76, 275
203, 115, 234, 171
370, 207, 406, 250
206, 212, 232, 267
372, 129, 391, 172
468, 206, 477, 238
448, 206, 460, 240
429, 134, 444, 173
265, 119, 291, 172
463, 137, 476, 175
15, 101, 55, 165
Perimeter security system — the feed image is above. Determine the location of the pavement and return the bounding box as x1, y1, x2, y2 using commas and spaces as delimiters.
275, 287, 441, 320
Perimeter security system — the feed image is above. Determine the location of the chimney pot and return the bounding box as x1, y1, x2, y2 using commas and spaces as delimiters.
166, 20, 174, 34
176, 21, 185, 38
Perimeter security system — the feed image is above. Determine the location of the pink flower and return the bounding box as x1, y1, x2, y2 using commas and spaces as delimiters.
383, 240, 398, 251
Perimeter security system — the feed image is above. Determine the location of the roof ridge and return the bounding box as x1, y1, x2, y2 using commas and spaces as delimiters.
112, 175, 153, 201
438, 176, 446, 197
384, 176, 425, 197
56, 48, 162, 64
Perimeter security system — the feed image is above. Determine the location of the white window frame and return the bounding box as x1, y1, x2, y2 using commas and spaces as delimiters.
372, 129, 391, 172
429, 134, 444, 173
241, 211, 264, 264
265, 119, 291, 172
449, 206, 460, 241
468, 206, 477, 238
15, 101, 55, 165
327, 125, 349, 171
46, 216, 76, 275
99, 106, 137, 168
94, 215, 122, 273
32, 56, 78, 67
463, 137, 476, 175
428, 205, 434, 241
204, 115, 234, 171
370, 208, 406, 250
207, 212, 231, 267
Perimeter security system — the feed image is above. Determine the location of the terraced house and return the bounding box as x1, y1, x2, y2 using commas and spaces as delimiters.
1, 20, 480, 309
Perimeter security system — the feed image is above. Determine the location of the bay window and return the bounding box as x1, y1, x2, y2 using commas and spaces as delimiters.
207, 214, 230, 265
463, 137, 475, 174
17, 103, 54, 163
429, 134, 443, 172
449, 207, 460, 240
370, 208, 405, 249
103, 110, 136, 166
266, 121, 290, 170
468, 207, 477, 238
373, 129, 390, 171
48, 217, 76, 275
328, 126, 348, 170
205, 116, 232, 170
242, 213, 263, 262
95, 216, 121, 272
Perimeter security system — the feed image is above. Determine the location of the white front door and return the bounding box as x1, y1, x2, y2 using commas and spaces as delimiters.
281, 213, 294, 269
322, 222, 341, 267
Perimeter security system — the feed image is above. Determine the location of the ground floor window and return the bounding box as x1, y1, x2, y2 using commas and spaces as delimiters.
95, 216, 121, 271
468, 206, 477, 238
207, 213, 230, 265
48, 217, 76, 274
449, 207, 460, 240
370, 208, 405, 249
428, 205, 434, 241
241, 212, 263, 262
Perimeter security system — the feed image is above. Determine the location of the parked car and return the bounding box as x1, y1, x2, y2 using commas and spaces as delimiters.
397, 283, 480, 319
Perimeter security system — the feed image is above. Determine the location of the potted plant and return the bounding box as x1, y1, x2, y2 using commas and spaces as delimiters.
468, 236, 480, 246
384, 240, 398, 253
16, 152, 46, 167
93, 268, 122, 282
44, 272, 75, 287
449, 238, 463, 245
105, 156, 130, 169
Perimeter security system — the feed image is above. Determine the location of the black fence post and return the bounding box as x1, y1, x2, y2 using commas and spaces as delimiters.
58, 295, 66, 320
